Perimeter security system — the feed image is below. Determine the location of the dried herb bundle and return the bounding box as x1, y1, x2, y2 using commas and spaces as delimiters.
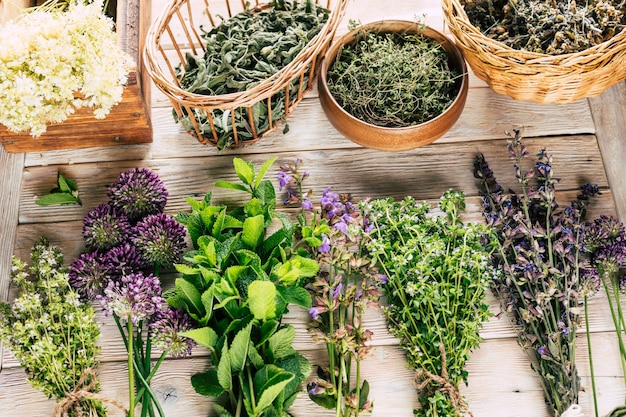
176, 0, 329, 149
462, 0, 626, 54
327, 26, 460, 128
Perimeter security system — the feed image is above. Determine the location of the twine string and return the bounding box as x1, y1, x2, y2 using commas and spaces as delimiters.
414, 344, 473, 417
52, 368, 128, 417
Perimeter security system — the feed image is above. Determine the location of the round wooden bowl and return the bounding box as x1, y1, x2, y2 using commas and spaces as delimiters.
318, 21, 469, 152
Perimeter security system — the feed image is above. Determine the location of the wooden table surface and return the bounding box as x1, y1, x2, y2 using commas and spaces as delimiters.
1, 1, 626, 416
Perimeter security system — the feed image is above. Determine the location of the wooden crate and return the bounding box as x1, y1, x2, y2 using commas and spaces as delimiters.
0, 0, 152, 153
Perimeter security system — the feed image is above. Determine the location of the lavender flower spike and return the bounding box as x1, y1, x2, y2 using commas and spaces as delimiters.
108, 168, 168, 222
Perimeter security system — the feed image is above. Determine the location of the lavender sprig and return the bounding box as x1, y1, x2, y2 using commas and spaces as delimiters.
473, 131, 600, 415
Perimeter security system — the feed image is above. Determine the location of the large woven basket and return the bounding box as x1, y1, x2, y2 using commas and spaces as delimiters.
144, 0, 348, 149
442, 0, 626, 104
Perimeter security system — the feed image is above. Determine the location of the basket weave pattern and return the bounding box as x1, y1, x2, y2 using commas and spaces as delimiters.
144, 0, 347, 148
442, 0, 626, 104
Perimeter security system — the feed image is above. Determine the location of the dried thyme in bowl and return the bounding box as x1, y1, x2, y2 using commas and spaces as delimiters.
327, 23, 461, 128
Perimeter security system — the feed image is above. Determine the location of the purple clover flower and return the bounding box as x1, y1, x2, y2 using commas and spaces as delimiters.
133, 213, 187, 269
105, 242, 147, 279
149, 307, 196, 358
108, 168, 168, 222
579, 268, 601, 298
100, 272, 165, 324
83, 203, 132, 251
69, 251, 112, 300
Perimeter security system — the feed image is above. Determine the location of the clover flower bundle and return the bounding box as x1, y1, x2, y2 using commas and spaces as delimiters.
473, 131, 601, 416
69, 168, 192, 417
0, 238, 107, 417
279, 160, 379, 416
362, 190, 494, 417
581, 215, 626, 416
0, 0, 132, 136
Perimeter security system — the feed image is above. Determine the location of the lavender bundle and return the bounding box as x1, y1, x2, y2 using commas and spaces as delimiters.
473, 130, 600, 415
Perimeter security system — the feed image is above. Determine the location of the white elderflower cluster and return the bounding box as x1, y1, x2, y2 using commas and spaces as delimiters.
0, 0, 133, 135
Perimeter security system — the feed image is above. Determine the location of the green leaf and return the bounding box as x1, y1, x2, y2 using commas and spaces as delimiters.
212, 404, 235, 417
230, 321, 252, 372
244, 198, 264, 217
191, 370, 225, 398
214, 181, 249, 193
175, 278, 204, 316
259, 319, 280, 345
248, 280, 277, 321
35, 193, 79, 206
217, 342, 232, 389
242, 214, 265, 249
198, 236, 218, 267
247, 342, 265, 369
254, 157, 277, 189
57, 172, 77, 194
277, 285, 312, 309
174, 263, 200, 276
268, 326, 296, 361
272, 255, 319, 285
253, 365, 295, 414
233, 158, 255, 185
179, 327, 219, 350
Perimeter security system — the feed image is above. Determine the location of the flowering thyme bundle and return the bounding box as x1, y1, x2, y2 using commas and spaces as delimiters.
0, 238, 108, 417
0, 0, 132, 136
362, 190, 495, 417
69, 168, 192, 417
279, 160, 379, 416
473, 131, 601, 416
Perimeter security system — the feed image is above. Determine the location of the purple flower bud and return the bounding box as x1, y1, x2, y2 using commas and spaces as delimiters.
133, 213, 187, 269
318, 234, 331, 253
105, 242, 147, 279
149, 307, 196, 358
83, 203, 132, 251
100, 272, 165, 324
108, 168, 168, 222
332, 283, 342, 301
277, 171, 292, 191
69, 251, 112, 300
309, 306, 321, 321
301, 197, 313, 211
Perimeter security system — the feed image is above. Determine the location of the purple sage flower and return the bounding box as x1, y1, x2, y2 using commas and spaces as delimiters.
133, 213, 187, 269
309, 306, 321, 321
149, 307, 196, 358
100, 272, 165, 324
83, 203, 132, 251
332, 283, 343, 301
108, 168, 168, 222
69, 251, 112, 300
277, 171, 293, 191
318, 234, 331, 253
301, 197, 313, 211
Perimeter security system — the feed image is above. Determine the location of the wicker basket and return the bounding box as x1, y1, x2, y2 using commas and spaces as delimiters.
442, 0, 626, 104
144, 0, 348, 148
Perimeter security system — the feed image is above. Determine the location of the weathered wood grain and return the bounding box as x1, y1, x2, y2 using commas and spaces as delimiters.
589, 81, 626, 223
0, 146, 24, 371
2, 334, 625, 417
17, 136, 607, 226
